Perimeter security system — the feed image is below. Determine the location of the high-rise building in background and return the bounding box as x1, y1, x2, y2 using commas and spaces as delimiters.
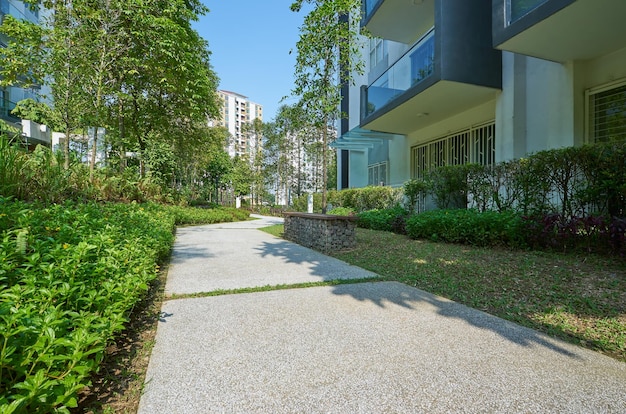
213, 90, 263, 158
0, 0, 50, 148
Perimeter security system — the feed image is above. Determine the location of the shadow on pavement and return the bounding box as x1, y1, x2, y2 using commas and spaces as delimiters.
331, 282, 579, 359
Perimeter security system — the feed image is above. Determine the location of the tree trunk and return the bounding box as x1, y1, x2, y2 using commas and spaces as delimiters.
321, 124, 328, 214
89, 127, 98, 182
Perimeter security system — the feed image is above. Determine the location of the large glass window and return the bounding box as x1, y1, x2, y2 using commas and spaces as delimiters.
368, 162, 388, 186
369, 37, 387, 69
588, 82, 626, 143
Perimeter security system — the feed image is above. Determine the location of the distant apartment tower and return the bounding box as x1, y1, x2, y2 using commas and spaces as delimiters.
214, 90, 263, 158
0, 0, 51, 148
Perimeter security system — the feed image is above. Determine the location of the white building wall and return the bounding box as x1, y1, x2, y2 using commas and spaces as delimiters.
349, 151, 368, 188
496, 46, 626, 161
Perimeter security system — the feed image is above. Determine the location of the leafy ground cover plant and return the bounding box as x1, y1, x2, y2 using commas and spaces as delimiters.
0, 198, 249, 413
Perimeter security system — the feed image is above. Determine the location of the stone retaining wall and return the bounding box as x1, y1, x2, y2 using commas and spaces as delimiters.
283, 212, 357, 253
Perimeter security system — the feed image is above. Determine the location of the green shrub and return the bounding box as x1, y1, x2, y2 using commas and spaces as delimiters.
403, 178, 429, 213
357, 205, 409, 234
164, 205, 250, 225
327, 186, 403, 212
405, 209, 525, 247
290, 193, 323, 213
327, 207, 355, 216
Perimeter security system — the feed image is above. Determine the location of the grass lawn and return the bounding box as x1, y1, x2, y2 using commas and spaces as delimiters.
262, 225, 626, 362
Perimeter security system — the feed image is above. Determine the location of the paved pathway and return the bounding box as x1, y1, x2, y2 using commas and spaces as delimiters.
138, 215, 626, 413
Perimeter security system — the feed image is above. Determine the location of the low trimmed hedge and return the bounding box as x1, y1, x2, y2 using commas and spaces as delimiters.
405, 209, 525, 247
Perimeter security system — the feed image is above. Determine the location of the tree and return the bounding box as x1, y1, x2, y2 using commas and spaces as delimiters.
290, 0, 363, 212
242, 118, 265, 205
1, 0, 219, 178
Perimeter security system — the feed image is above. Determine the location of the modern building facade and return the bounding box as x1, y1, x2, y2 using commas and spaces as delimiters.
336, 0, 626, 191
213, 90, 263, 158
0, 0, 50, 148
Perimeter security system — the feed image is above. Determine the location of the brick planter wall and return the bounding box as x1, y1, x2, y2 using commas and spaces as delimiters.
283, 212, 357, 253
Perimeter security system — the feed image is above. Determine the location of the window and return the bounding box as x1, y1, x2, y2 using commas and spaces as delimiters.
587, 81, 626, 143
369, 37, 387, 69
411, 122, 495, 179
368, 162, 388, 186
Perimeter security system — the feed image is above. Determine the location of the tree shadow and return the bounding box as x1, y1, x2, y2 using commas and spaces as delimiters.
254, 239, 379, 281
331, 281, 580, 359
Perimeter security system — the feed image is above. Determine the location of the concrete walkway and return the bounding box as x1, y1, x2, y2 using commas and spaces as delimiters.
138, 215, 626, 413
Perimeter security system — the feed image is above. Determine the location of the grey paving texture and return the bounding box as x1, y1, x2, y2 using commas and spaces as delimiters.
139, 215, 626, 413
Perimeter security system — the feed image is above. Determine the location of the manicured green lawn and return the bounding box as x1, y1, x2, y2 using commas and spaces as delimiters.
262, 225, 626, 361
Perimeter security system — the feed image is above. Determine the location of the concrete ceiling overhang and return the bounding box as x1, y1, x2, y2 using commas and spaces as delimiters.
363, 0, 435, 45
330, 127, 401, 151
496, 0, 626, 62
361, 80, 499, 136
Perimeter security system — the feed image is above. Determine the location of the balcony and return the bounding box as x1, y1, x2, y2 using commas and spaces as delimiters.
361, 0, 501, 135
365, 30, 435, 120
362, 0, 435, 44
0, 99, 20, 123
493, 0, 626, 62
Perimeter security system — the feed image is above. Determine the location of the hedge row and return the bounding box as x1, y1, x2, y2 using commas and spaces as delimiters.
405, 141, 626, 218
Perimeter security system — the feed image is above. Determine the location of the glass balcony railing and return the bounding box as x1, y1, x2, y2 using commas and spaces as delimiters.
0, 1, 39, 23
0, 100, 20, 122
362, 0, 382, 21
365, 29, 435, 118
508, 0, 548, 24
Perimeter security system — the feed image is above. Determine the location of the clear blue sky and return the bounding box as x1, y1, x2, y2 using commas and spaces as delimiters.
193, 1, 308, 122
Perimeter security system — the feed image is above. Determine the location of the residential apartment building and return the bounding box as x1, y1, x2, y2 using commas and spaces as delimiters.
213, 90, 263, 158
0, 0, 50, 148
336, 0, 626, 190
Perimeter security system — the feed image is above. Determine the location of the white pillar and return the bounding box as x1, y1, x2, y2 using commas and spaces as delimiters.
307, 193, 313, 214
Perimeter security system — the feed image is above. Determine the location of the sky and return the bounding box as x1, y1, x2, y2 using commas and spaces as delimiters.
193, 1, 309, 122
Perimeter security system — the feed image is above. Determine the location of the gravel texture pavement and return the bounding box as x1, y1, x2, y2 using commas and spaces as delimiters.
138, 215, 626, 413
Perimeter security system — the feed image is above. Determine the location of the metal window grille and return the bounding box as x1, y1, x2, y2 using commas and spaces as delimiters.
410, 122, 495, 179
589, 84, 626, 143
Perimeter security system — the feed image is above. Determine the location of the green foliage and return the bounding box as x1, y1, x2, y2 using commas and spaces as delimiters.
0, 137, 28, 200
290, 0, 364, 211
405, 209, 525, 247
356, 205, 409, 233
428, 164, 482, 209
291, 193, 323, 213
0, 200, 247, 412
327, 207, 355, 216
163, 205, 249, 226
403, 179, 430, 213
328, 186, 403, 212
0, 201, 172, 412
